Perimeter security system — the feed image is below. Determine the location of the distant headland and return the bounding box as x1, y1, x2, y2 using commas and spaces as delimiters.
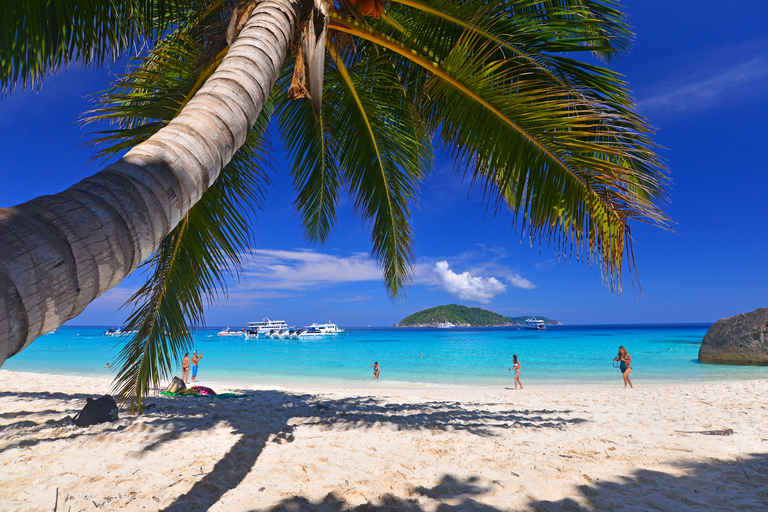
393, 304, 561, 327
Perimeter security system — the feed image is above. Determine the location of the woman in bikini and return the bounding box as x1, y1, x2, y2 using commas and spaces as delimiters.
510, 354, 523, 389
182, 352, 190, 383
614, 346, 633, 389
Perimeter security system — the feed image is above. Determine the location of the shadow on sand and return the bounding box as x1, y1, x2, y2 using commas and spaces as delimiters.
4, 387, 766, 510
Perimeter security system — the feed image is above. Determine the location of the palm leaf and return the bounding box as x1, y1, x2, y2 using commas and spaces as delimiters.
329, 11, 669, 291
0, 0, 198, 94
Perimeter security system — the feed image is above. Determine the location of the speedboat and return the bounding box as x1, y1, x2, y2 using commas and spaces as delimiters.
304, 321, 344, 335
524, 318, 546, 330
298, 327, 323, 339
437, 321, 455, 328
218, 327, 244, 337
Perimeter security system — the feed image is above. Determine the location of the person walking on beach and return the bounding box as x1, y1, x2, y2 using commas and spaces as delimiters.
191, 350, 203, 382
369, 362, 380, 379
614, 346, 633, 389
182, 352, 190, 383
509, 354, 523, 389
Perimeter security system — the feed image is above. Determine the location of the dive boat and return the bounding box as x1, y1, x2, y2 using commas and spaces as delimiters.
524, 318, 546, 330
247, 318, 289, 335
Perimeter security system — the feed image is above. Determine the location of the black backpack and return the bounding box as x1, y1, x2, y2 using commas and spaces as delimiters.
73, 395, 119, 427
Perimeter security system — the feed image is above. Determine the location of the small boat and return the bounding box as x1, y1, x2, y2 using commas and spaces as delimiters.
46, 328, 59, 334
244, 329, 259, 339
104, 327, 139, 337
524, 318, 546, 330
437, 320, 455, 328
218, 327, 244, 337
298, 327, 323, 339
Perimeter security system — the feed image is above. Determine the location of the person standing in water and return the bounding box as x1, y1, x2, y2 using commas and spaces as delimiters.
509, 354, 523, 389
614, 346, 633, 389
369, 362, 380, 379
181, 352, 190, 383
191, 350, 203, 382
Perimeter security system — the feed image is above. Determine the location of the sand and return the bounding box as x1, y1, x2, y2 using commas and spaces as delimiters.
2, 370, 768, 511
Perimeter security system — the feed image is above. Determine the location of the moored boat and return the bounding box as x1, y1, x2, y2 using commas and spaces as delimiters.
247, 318, 289, 335
524, 318, 546, 330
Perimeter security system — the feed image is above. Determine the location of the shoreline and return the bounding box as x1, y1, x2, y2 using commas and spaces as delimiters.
3, 370, 768, 511
3, 368, 759, 393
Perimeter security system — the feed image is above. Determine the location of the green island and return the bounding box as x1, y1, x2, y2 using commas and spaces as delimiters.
394, 304, 513, 327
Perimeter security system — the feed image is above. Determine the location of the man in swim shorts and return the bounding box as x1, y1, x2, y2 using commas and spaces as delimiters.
191, 350, 203, 382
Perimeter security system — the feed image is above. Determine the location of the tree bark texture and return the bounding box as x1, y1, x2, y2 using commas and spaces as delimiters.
0, 0, 301, 365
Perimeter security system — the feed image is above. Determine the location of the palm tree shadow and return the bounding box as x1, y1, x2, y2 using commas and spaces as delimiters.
251, 454, 768, 511
160, 391, 587, 511
529, 452, 768, 511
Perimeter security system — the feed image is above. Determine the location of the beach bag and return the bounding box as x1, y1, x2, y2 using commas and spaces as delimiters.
74, 395, 118, 427
166, 377, 186, 393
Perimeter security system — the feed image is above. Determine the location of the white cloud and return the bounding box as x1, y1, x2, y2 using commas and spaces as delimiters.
240, 249, 382, 290
638, 51, 768, 115
433, 261, 507, 303
505, 273, 535, 290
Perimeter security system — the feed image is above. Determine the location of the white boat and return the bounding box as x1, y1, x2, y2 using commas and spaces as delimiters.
104, 327, 139, 337
437, 321, 455, 328
218, 327, 244, 337
524, 318, 546, 330
247, 318, 289, 335
304, 321, 344, 335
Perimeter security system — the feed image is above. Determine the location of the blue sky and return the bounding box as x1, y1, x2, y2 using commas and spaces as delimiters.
1, 1, 766, 327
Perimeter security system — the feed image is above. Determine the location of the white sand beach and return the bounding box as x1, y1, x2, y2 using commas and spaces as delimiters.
2, 370, 768, 511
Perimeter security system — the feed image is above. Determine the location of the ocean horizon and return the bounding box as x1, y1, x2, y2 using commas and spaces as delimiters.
4, 323, 768, 389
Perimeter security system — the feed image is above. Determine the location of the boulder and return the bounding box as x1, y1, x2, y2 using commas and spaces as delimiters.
698, 308, 768, 365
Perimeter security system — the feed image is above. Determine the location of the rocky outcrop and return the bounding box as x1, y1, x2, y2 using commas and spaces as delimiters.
698, 308, 768, 365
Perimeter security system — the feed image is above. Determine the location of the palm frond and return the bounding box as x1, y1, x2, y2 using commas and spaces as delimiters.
0, 0, 198, 95
275, 59, 342, 244
325, 41, 431, 297
329, 6, 669, 291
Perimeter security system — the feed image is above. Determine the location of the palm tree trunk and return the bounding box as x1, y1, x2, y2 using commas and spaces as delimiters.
0, 0, 301, 365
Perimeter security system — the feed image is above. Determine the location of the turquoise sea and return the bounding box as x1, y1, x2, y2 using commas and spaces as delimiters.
4, 324, 768, 388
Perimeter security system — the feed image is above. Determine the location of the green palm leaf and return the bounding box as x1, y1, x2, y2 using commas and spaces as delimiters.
275, 39, 431, 298
0, 0, 198, 94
